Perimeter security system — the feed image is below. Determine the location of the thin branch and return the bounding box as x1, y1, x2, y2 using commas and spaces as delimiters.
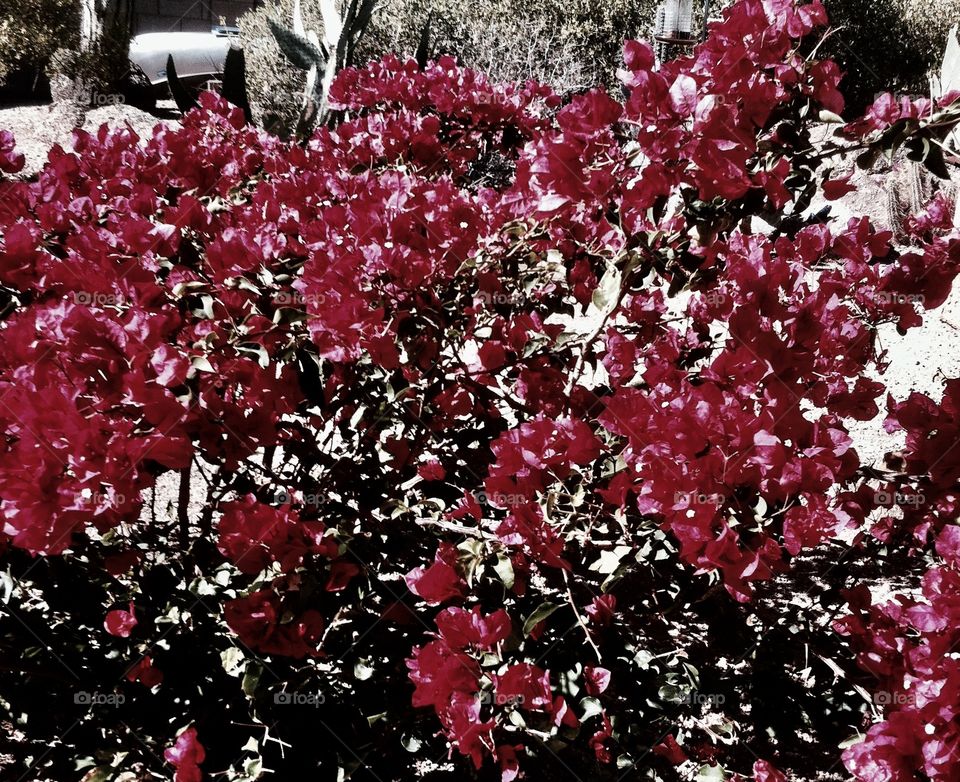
562, 568, 602, 664
177, 464, 191, 545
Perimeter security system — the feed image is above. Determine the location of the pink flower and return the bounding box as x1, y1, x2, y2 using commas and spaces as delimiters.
584, 665, 611, 695
406, 542, 466, 604
104, 604, 137, 638
164, 726, 205, 782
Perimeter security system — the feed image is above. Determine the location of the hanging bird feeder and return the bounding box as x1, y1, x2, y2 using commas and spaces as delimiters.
654, 0, 695, 45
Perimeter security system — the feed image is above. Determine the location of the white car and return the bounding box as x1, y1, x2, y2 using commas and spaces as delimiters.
129, 26, 239, 92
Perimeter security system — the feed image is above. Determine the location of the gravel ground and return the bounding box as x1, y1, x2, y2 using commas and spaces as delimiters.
0, 100, 178, 177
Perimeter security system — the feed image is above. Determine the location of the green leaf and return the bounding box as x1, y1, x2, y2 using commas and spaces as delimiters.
457, 539, 484, 586
589, 547, 630, 575
591, 264, 622, 314
416, 11, 433, 69
354, 657, 374, 680
905, 135, 928, 164
924, 144, 951, 179
580, 696, 604, 720
0, 568, 13, 604
349, 0, 377, 45
695, 765, 726, 781
291, 0, 306, 37
658, 683, 684, 703
190, 356, 215, 374
857, 146, 883, 171
523, 602, 562, 636
839, 733, 865, 750
189, 576, 217, 597
633, 649, 655, 669
166, 55, 198, 115
236, 343, 269, 369
244, 757, 264, 778
221, 46, 252, 125
320, 0, 343, 48
268, 18, 325, 70
493, 553, 515, 589
242, 662, 262, 697
221, 647, 245, 677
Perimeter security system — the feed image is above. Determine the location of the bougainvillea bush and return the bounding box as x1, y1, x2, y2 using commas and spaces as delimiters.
2, 1, 960, 779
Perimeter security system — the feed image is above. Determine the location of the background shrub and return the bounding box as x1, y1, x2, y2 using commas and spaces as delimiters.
822, 0, 960, 111
905, 0, 960, 67
0, 0, 79, 101
1, 0, 150, 108
47, 17, 138, 107
240, 0, 660, 135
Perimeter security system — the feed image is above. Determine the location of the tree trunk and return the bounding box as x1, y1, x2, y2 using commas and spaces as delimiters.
68, 0, 128, 111
79, 0, 102, 52
80, 0, 128, 52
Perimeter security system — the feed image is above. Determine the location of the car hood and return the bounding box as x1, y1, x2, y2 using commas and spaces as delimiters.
130, 33, 232, 85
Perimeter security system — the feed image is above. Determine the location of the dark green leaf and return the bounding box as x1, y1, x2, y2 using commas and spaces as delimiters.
268, 18, 324, 70
856, 146, 882, 170
924, 144, 951, 179
221, 46, 252, 125
523, 602, 561, 636
416, 12, 433, 69
166, 54, 198, 115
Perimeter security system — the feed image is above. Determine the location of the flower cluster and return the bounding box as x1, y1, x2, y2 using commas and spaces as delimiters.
836, 528, 960, 781
1, 0, 960, 779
